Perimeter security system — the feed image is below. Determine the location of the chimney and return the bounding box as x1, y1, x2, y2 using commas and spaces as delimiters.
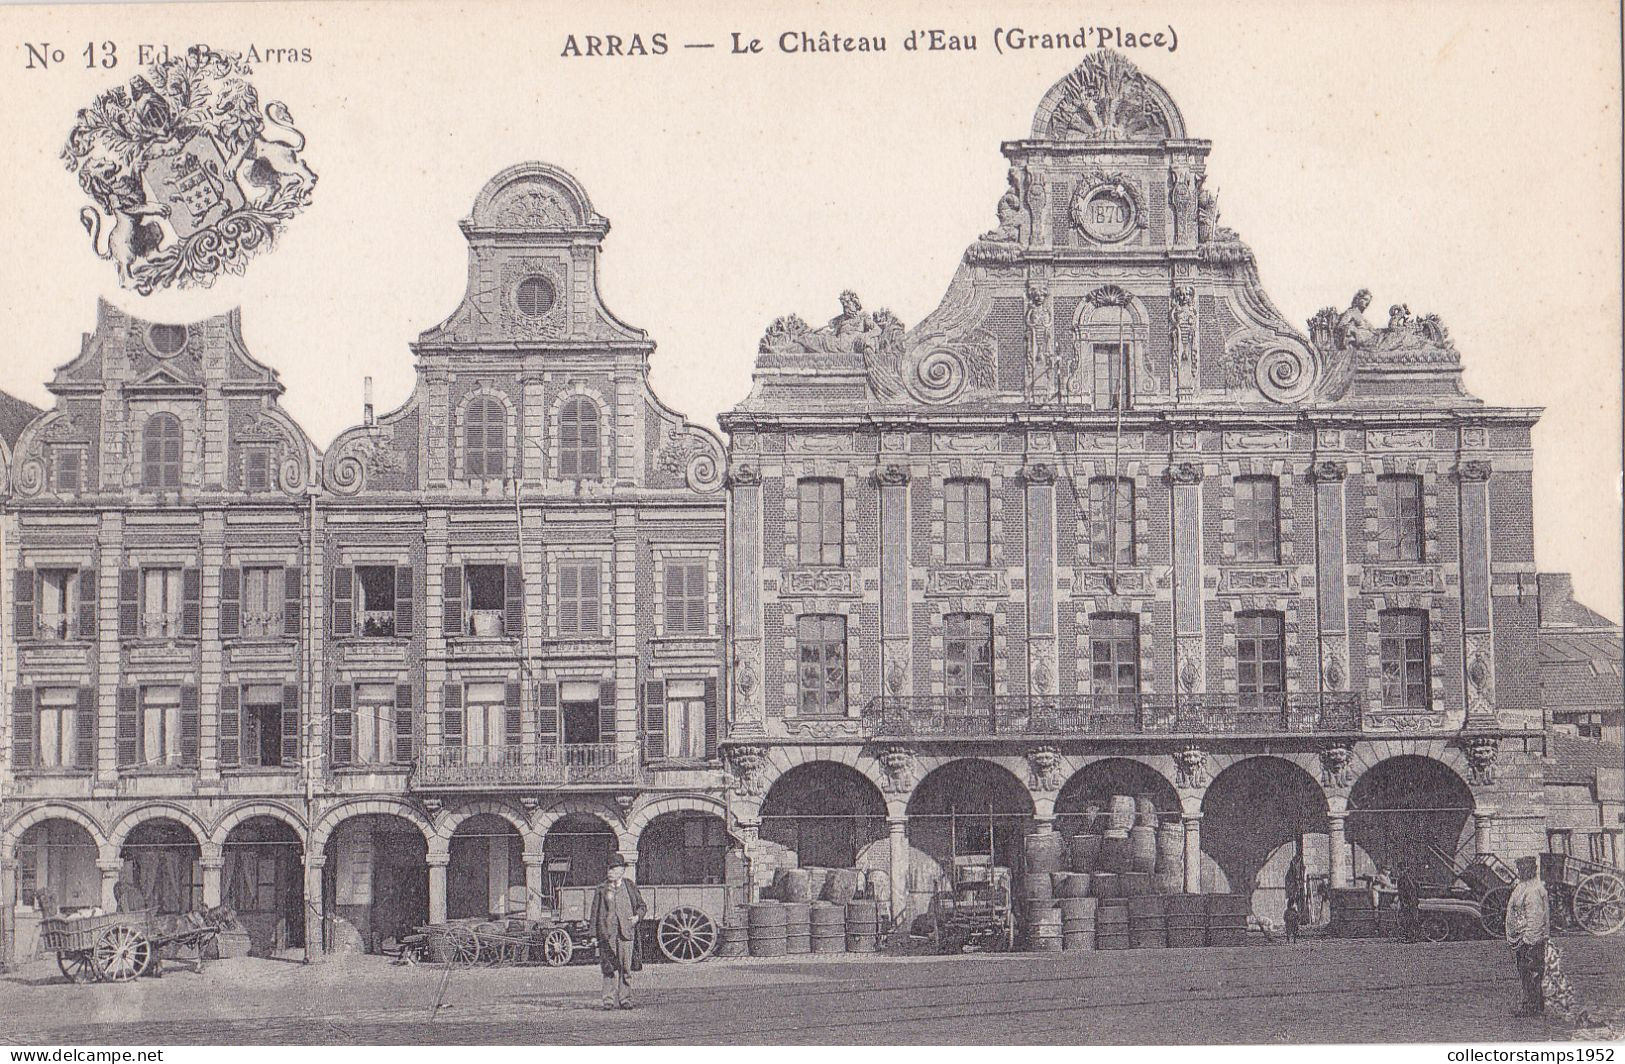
1537, 572, 1575, 627
363, 376, 375, 427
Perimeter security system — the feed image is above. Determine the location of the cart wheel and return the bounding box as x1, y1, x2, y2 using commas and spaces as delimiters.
1574, 872, 1625, 936
658, 906, 719, 964
1419, 913, 1452, 943
57, 951, 99, 984
472, 922, 509, 965
1479, 885, 1512, 939
541, 928, 574, 967
93, 924, 154, 982
447, 927, 480, 967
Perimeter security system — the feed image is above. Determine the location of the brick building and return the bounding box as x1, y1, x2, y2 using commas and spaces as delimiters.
0, 163, 730, 963
719, 50, 1558, 926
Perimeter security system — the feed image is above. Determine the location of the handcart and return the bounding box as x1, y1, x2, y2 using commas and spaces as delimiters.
1427, 843, 1516, 938
1542, 852, 1625, 936
41, 908, 219, 983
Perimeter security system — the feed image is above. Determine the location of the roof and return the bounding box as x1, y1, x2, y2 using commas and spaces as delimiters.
0, 389, 42, 448
1546, 732, 1624, 786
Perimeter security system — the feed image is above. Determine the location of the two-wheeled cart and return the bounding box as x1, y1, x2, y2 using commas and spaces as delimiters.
1427, 843, 1517, 938
41, 909, 220, 983
1543, 853, 1625, 936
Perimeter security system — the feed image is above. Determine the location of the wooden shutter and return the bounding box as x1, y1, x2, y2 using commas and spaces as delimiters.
219, 566, 242, 638
283, 566, 302, 638
442, 682, 464, 754
118, 568, 139, 638
75, 686, 96, 770
116, 685, 139, 767
703, 676, 720, 760
394, 683, 414, 763
329, 683, 354, 766
77, 569, 96, 641
663, 565, 682, 635
442, 565, 464, 637
558, 562, 578, 635
504, 681, 522, 756
281, 684, 300, 767
598, 681, 616, 745
582, 563, 600, 635
12, 568, 33, 640
331, 565, 353, 637
642, 679, 665, 763
504, 564, 524, 638
218, 685, 240, 766
11, 687, 33, 768
179, 684, 200, 766
181, 567, 202, 638
536, 681, 559, 746
394, 565, 414, 636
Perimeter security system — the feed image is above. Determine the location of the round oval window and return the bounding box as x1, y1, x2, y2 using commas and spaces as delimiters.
515, 276, 557, 318
148, 324, 188, 356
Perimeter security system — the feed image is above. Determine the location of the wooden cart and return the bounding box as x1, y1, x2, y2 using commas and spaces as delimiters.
40, 909, 219, 983
916, 856, 1015, 954
1427, 843, 1516, 937
555, 883, 728, 964
1543, 853, 1625, 936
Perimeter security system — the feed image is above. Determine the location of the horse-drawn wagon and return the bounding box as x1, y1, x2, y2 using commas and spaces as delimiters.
41, 909, 219, 983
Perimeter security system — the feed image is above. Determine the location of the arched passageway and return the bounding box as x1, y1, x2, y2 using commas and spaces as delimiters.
1348, 756, 1475, 887
905, 759, 1035, 913
543, 813, 619, 894
118, 819, 202, 914
1201, 757, 1330, 927
222, 816, 305, 954
758, 761, 888, 871
322, 814, 429, 954
636, 811, 730, 885
1055, 758, 1180, 837
8, 818, 100, 961
447, 814, 525, 920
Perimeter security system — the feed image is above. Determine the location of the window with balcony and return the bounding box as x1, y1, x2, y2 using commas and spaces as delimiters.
239, 566, 285, 639
141, 567, 183, 639
1089, 477, 1135, 566
465, 564, 507, 637
561, 680, 604, 745
558, 560, 601, 637
796, 614, 847, 717
944, 478, 990, 566
1377, 475, 1424, 562
558, 397, 601, 478
142, 414, 182, 490
664, 679, 708, 761
240, 684, 285, 768
1090, 614, 1140, 700
463, 396, 507, 479
35, 688, 78, 769
353, 684, 399, 766
356, 565, 397, 637
797, 478, 844, 566
663, 560, 708, 635
139, 685, 182, 767
463, 682, 509, 765
1236, 611, 1285, 707
37, 569, 79, 641
1234, 476, 1281, 564
1379, 609, 1430, 710
944, 613, 994, 712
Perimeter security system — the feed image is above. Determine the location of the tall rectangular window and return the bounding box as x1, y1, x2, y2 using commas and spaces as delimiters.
243, 447, 273, 493
944, 479, 990, 566
1092, 342, 1129, 410
1236, 612, 1285, 706
561, 680, 602, 745
663, 561, 708, 635
240, 684, 284, 768
797, 478, 844, 566
558, 560, 601, 637
1379, 610, 1430, 710
1234, 476, 1281, 564
354, 684, 397, 766
464, 682, 507, 764
357, 565, 396, 637
944, 613, 994, 710
1089, 477, 1135, 566
139, 685, 182, 767
1377, 475, 1424, 562
665, 679, 708, 761
1090, 615, 1140, 698
141, 568, 183, 639
35, 688, 78, 769
53, 447, 83, 494
796, 615, 847, 717
241, 566, 285, 639
38, 569, 78, 641
465, 564, 507, 637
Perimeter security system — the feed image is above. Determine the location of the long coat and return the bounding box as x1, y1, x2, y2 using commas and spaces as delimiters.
589, 878, 647, 976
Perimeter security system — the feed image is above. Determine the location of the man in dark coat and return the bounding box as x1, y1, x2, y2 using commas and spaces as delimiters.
1396, 861, 1421, 943
590, 854, 647, 1009
1283, 849, 1307, 943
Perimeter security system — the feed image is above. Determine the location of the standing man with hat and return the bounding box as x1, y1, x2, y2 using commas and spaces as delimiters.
590, 853, 648, 1010
1505, 855, 1550, 1016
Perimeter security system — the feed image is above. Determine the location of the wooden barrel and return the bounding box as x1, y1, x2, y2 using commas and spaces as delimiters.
748, 902, 789, 957
823, 868, 860, 906
1091, 871, 1120, 899
1068, 833, 1102, 873
1206, 892, 1251, 946
809, 901, 846, 953
719, 924, 750, 957
1023, 871, 1054, 904
783, 901, 811, 954
1059, 896, 1098, 924
1053, 872, 1091, 899
1100, 834, 1133, 873
1134, 794, 1159, 827
781, 868, 812, 903
1025, 832, 1067, 876
845, 900, 879, 952
1095, 899, 1131, 930
1063, 929, 1096, 951
1120, 872, 1151, 897
1153, 871, 1184, 896
1129, 825, 1158, 874
1027, 905, 1062, 952
1155, 824, 1184, 873
1108, 795, 1137, 835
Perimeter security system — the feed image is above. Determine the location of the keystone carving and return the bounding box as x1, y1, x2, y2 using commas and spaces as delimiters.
727, 462, 762, 488
1309, 460, 1347, 483
1319, 745, 1355, 789
873, 464, 911, 486
1027, 746, 1064, 792
726, 744, 769, 797
1464, 735, 1499, 786
1175, 746, 1208, 789
879, 745, 918, 794
1165, 461, 1203, 485
1458, 460, 1493, 482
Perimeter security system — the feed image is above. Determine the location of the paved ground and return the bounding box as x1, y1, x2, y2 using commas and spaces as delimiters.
2, 934, 1621, 1045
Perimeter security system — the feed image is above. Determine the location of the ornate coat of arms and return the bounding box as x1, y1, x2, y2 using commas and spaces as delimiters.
61, 45, 317, 294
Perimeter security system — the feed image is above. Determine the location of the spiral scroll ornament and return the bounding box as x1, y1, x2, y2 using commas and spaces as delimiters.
328, 450, 367, 495
906, 347, 969, 404
1254, 344, 1316, 404
686, 446, 723, 493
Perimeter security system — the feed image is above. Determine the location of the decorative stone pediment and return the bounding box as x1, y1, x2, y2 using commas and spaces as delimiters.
1031, 50, 1184, 142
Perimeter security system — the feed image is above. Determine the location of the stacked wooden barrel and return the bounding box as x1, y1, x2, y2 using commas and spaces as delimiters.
1154, 823, 1184, 895
1164, 894, 1208, 948
1129, 823, 1158, 874
1060, 896, 1097, 951
1053, 871, 1091, 899
1024, 832, 1067, 877
1205, 893, 1250, 946
1095, 898, 1130, 949
1127, 894, 1168, 948
824, 868, 861, 906
783, 900, 811, 954
1028, 905, 1063, 952
1120, 871, 1151, 897
748, 901, 789, 957
845, 899, 879, 952
719, 899, 751, 957
809, 901, 846, 953
1068, 833, 1102, 873
1092, 871, 1120, 898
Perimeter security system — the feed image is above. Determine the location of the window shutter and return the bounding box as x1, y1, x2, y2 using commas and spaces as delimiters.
218, 685, 240, 766
689, 564, 708, 634
504, 563, 524, 638
642, 679, 665, 763
116, 685, 138, 767
442, 565, 464, 637
181, 567, 202, 638
598, 681, 616, 745
536, 682, 559, 746
281, 684, 300, 767
219, 566, 242, 638
283, 566, 302, 638
703, 676, 719, 760
558, 563, 578, 635
11, 687, 33, 769
394, 683, 414, 762
330, 683, 354, 767
331, 565, 353, 637
77, 569, 96, 641
118, 569, 139, 638
13, 568, 34, 640
180, 684, 200, 766
504, 681, 522, 756
442, 682, 464, 755
394, 565, 414, 636
76, 686, 96, 770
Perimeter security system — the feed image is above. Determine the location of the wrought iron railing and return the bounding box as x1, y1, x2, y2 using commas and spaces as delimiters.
410, 742, 641, 788
861, 692, 1362, 738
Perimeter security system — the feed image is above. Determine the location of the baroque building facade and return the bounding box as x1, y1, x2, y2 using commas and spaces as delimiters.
0, 164, 730, 963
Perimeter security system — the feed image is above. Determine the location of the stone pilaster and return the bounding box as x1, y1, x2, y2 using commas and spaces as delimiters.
1311, 457, 1350, 697
728, 463, 764, 735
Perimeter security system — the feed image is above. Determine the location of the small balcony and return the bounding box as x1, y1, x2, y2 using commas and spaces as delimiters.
409, 742, 641, 790
861, 692, 1363, 739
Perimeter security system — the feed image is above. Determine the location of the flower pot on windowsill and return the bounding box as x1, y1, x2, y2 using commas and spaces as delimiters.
470, 612, 505, 638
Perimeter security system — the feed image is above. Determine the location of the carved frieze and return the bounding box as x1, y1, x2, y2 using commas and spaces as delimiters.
1165, 461, 1203, 485
1222, 430, 1291, 451
1367, 428, 1436, 451
1309, 460, 1347, 483
1360, 566, 1443, 594
873, 464, 911, 486
1075, 568, 1151, 595
926, 569, 1010, 598
1218, 567, 1299, 594
781, 568, 858, 597
1465, 635, 1496, 725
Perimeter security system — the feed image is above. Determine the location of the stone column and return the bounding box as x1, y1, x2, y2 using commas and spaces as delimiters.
97, 859, 123, 912
303, 855, 326, 963
1328, 813, 1349, 889
1457, 459, 1496, 726
728, 463, 765, 735
200, 856, 225, 909
1473, 811, 1495, 856
427, 854, 450, 925
1182, 815, 1203, 894
887, 817, 909, 922
523, 855, 547, 922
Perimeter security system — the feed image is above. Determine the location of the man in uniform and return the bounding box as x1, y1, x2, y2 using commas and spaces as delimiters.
590, 854, 647, 1010
1505, 856, 1551, 1017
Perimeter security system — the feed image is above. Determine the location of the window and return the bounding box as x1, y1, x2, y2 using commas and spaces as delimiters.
141, 567, 183, 638
558, 397, 600, 478
464, 682, 508, 765
1092, 342, 1129, 409
35, 688, 78, 769
148, 324, 188, 355
515, 276, 556, 317
796, 615, 847, 717
37, 569, 78, 641
944, 613, 994, 711
357, 565, 397, 637
1089, 477, 1135, 566
142, 414, 182, 490
663, 561, 708, 635
558, 560, 601, 637
797, 478, 844, 566
139, 685, 182, 767
465, 564, 507, 637
561, 680, 602, 745
243, 447, 272, 493
240, 684, 284, 768
240, 566, 284, 638
53, 447, 83, 494
944, 479, 990, 566
1090, 614, 1140, 698
1236, 611, 1285, 707
1547, 830, 1573, 857
665, 679, 707, 760
354, 684, 398, 765
1379, 610, 1430, 710
463, 396, 507, 478
1234, 476, 1280, 564
1377, 475, 1424, 562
